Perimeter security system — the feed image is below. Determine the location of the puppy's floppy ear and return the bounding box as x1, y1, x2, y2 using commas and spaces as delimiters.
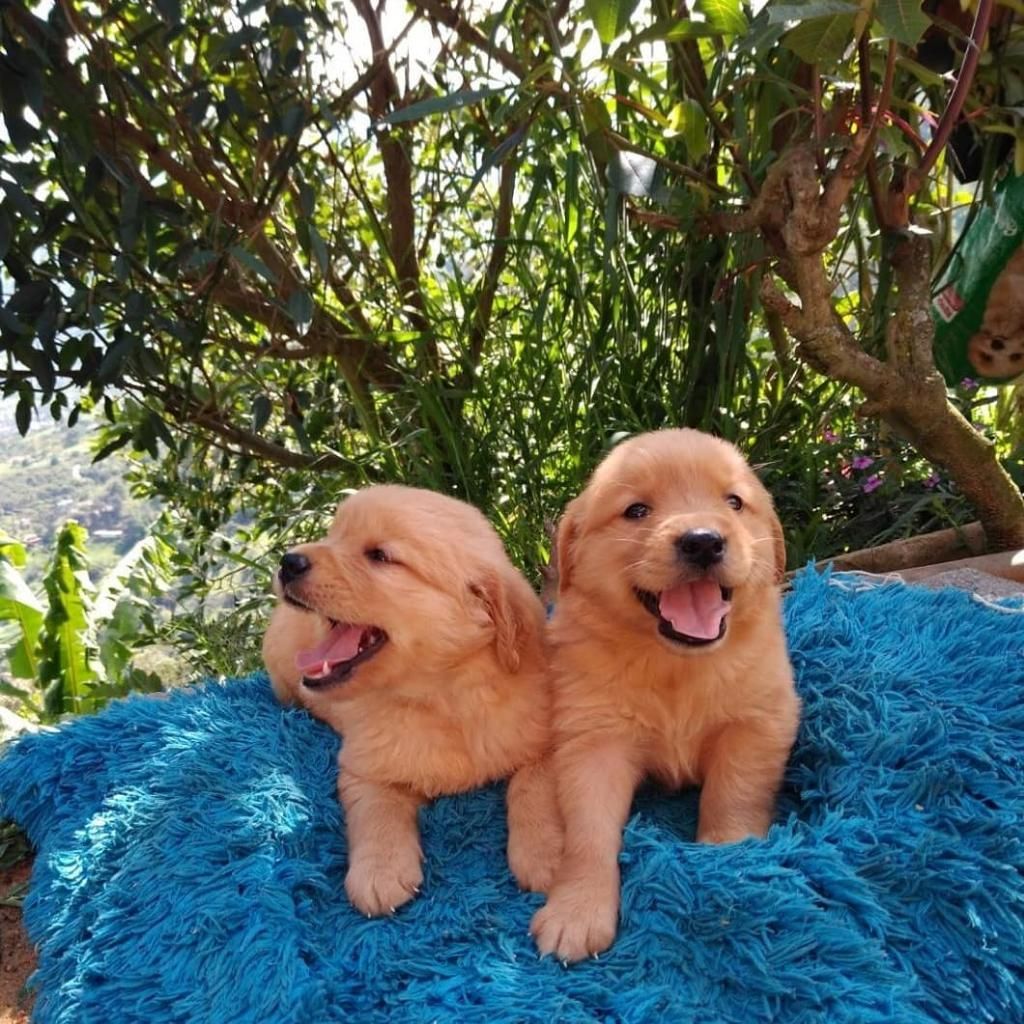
554, 499, 581, 594
470, 568, 543, 673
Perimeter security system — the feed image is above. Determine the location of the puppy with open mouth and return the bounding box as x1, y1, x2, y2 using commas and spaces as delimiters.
262, 485, 560, 916
531, 428, 800, 962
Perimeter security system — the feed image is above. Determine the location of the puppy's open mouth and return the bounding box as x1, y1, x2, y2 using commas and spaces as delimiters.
634, 581, 733, 647
285, 594, 388, 689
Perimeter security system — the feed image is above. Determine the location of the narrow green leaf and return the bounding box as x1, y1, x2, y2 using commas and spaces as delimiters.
15, 396, 31, 437
97, 335, 136, 385
308, 224, 329, 276
0, 208, 11, 261
565, 150, 580, 245
463, 124, 527, 201
252, 394, 272, 432
629, 18, 723, 45
229, 245, 278, 286
287, 289, 314, 334
92, 431, 132, 463
377, 87, 509, 127
668, 99, 709, 161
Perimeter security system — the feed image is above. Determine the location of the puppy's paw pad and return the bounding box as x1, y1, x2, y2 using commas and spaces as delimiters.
530, 892, 617, 963
345, 855, 423, 917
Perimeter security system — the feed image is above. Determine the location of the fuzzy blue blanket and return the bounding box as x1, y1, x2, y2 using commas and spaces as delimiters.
1, 570, 1022, 1023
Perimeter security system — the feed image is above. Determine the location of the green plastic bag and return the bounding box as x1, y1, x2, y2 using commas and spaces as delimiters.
932, 168, 1024, 385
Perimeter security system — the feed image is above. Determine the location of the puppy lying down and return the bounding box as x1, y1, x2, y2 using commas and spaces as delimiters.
532, 428, 800, 961
262, 485, 559, 915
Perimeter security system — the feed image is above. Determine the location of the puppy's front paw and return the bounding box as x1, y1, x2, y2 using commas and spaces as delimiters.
530, 882, 618, 962
508, 821, 562, 894
345, 850, 423, 917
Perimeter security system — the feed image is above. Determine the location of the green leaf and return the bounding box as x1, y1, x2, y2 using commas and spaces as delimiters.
15, 396, 31, 437
585, 0, 643, 44
155, 0, 182, 24
0, 557, 44, 681
37, 522, 102, 716
377, 87, 509, 127
92, 431, 132, 463
876, 0, 930, 46
229, 245, 278, 286
0, 208, 11, 261
287, 289, 314, 334
668, 99, 709, 162
308, 223, 329, 276
767, 0, 859, 21
97, 335, 136, 385
252, 394, 272, 432
782, 12, 857, 62
629, 18, 722, 45
0, 532, 27, 567
695, 0, 749, 35
565, 150, 580, 245
607, 150, 672, 204
463, 124, 527, 201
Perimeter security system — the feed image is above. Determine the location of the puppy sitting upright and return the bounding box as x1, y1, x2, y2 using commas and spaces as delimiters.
531, 428, 800, 962
262, 485, 559, 916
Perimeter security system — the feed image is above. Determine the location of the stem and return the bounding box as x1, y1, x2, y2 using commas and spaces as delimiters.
914, 0, 994, 185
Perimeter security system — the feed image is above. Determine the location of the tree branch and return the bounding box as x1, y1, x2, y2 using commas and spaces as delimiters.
354, 0, 437, 369
468, 154, 518, 369
406, 0, 526, 77
157, 388, 345, 469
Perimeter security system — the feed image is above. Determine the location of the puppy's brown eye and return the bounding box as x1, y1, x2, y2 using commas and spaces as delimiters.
365, 547, 390, 563
726, 494, 743, 511
624, 503, 650, 519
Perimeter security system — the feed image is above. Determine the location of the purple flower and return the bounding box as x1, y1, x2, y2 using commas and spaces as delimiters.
923, 471, 941, 490
861, 473, 882, 494
851, 454, 875, 471
960, 377, 979, 391
823, 426, 839, 444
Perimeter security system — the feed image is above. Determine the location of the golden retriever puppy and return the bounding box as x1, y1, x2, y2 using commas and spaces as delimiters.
262, 485, 560, 916
531, 429, 800, 962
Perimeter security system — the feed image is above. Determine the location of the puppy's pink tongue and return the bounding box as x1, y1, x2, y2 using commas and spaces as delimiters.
658, 580, 730, 640
295, 623, 362, 675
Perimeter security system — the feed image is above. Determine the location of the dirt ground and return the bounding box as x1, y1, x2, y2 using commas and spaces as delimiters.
0, 861, 34, 1024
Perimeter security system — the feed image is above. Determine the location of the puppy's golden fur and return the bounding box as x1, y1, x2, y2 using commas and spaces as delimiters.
531, 429, 800, 961
262, 485, 559, 916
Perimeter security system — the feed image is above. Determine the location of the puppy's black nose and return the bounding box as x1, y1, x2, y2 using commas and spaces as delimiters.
279, 552, 311, 584
676, 529, 726, 568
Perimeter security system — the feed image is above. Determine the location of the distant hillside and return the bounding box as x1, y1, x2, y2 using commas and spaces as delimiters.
0, 400, 159, 584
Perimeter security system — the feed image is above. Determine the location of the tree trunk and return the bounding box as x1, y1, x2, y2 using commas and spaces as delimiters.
745, 146, 1024, 553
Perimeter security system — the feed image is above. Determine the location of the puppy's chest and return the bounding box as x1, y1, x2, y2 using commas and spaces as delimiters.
621, 679, 732, 789
338, 693, 534, 797
634, 707, 708, 789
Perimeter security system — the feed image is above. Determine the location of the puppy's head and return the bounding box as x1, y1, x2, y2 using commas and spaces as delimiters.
967, 329, 1024, 379
266, 485, 542, 697
556, 429, 784, 655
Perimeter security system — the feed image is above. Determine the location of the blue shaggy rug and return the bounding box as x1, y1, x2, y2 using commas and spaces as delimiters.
1, 569, 1022, 1023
